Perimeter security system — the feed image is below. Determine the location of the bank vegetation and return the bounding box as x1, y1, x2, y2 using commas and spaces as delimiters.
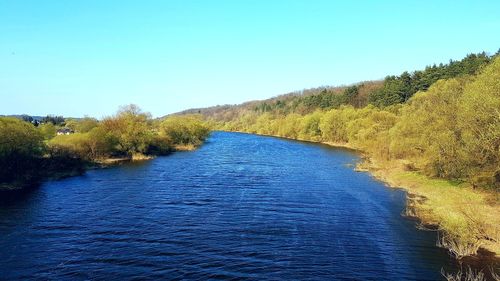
0, 105, 210, 190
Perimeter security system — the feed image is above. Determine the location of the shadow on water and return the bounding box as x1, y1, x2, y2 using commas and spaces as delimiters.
0, 159, 150, 205
0, 188, 38, 205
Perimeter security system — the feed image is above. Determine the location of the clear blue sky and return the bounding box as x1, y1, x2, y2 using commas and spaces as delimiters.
1, 0, 499, 118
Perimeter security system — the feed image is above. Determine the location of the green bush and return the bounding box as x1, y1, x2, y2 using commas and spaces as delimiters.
0, 117, 45, 183
159, 115, 210, 146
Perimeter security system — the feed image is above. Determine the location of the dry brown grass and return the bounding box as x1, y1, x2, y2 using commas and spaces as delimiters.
174, 144, 197, 151
491, 267, 500, 281
131, 153, 154, 161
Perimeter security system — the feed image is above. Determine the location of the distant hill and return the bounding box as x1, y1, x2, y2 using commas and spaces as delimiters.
0, 115, 82, 123
170, 81, 383, 122
173, 52, 496, 122
1, 115, 45, 121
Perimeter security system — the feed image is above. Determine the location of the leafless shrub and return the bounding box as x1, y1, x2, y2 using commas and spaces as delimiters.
490, 267, 500, 281
436, 232, 481, 259
441, 267, 485, 281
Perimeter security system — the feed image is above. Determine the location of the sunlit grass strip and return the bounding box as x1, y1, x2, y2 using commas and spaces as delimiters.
368, 160, 500, 258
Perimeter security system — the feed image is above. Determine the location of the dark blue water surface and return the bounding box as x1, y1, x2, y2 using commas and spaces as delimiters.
0, 132, 454, 280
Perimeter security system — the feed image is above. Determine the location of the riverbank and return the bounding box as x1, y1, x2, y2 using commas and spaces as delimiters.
326, 141, 499, 259
357, 158, 499, 257
232, 131, 500, 259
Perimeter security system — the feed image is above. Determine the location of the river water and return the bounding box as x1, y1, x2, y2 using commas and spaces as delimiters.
0, 131, 455, 280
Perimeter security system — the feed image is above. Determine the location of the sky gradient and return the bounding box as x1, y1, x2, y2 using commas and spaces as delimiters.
1, 0, 499, 118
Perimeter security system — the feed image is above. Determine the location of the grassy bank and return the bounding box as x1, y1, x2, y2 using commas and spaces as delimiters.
358, 157, 499, 258
326, 138, 499, 258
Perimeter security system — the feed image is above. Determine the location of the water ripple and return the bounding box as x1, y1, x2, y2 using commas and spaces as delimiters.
0, 132, 454, 280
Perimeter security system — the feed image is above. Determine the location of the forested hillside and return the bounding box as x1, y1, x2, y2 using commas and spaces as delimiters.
180, 52, 496, 121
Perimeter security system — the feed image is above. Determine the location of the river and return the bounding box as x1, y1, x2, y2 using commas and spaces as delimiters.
0, 131, 455, 280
